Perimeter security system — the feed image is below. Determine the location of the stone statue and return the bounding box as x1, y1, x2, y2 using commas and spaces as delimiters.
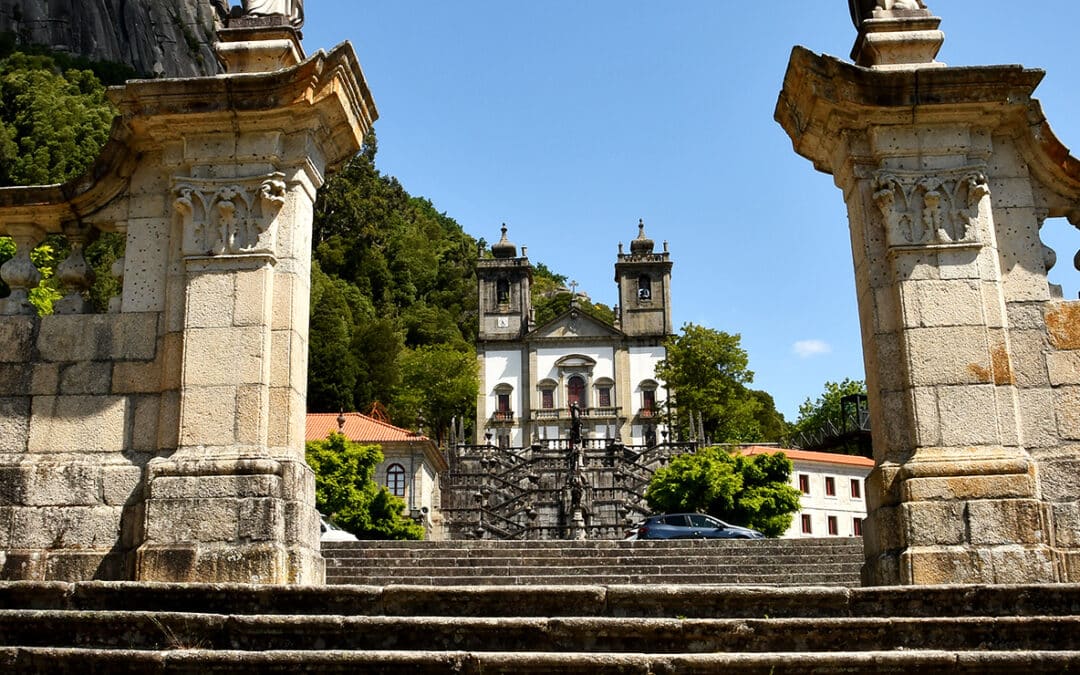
239, 0, 304, 28
849, 0, 927, 27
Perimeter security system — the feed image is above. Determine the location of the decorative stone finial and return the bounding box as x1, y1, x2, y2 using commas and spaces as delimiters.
850, 0, 944, 70
491, 223, 518, 259
630, 218, 655, 256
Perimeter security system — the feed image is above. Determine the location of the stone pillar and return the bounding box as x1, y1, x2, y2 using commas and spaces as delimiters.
133, 23, 376, 583
776, 7, 1080, 584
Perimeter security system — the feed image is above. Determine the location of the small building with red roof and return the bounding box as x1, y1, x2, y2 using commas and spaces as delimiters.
306, 412, 449, 540
740, 446, 874, 539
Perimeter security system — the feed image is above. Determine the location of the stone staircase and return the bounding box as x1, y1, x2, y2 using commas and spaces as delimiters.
323, 537, 866, 586
0, 581, 1078, 672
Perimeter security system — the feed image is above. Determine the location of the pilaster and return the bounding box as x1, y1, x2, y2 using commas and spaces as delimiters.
776, 20, 1078, 583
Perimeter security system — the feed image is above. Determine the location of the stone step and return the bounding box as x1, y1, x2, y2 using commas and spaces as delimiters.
324, 563, 860, 577
321, 538, 865, 552
3, 648, 1078, 674
9, 583, 1080, 619
325, 574, 860, 587
0, 610, 1077, 653
324, 554, 864, 567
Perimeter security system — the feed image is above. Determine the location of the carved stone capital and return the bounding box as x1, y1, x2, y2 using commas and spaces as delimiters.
173, 173, 287, 259
872, 166, 989, 252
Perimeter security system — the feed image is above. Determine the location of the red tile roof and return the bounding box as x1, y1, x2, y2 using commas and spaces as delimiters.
306, 412, 432, 444
739, 446, 875, 468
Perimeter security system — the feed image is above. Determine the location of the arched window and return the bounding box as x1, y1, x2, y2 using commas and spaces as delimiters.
637, 274, 652, 300
593, 377, 614, 408
496, 278, 510, 304
567, 375, 586, 408
538, 378, 558, 410
386, 463, 406, 497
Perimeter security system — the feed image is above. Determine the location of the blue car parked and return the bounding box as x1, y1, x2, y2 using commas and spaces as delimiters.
636, 513, 764, 540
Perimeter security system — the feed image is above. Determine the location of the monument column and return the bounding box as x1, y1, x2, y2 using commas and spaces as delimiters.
133, 19, 376, 583
776, 3, 1072, 584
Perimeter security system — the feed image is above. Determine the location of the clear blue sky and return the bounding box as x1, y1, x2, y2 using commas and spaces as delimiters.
303, 1, 1080, 421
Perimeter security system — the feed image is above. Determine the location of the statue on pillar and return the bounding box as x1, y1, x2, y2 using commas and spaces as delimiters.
849, 0, 927, 27
237, 0, 304, 28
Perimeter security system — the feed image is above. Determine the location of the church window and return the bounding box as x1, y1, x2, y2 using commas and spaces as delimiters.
567, 375, 586, 408
497, 393, 510, 412
637, 274, 652, 300
593, 377, 614, 409
386, 464, 406, 498
542, 388, 554, 409
496, 278, 510, 305
641, 388, 656, 416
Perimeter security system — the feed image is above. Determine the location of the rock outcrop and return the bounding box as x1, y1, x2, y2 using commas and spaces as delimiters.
0, 0, 222, 77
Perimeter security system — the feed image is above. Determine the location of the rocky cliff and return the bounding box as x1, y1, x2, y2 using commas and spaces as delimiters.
0, 0, 222, 77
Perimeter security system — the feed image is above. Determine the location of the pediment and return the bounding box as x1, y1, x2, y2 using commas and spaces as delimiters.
529, 309, 623, 340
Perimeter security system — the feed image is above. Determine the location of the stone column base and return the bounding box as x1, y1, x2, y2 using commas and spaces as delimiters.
134, 455, 324, 584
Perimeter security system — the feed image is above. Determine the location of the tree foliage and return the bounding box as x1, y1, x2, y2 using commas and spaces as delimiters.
308, 135, 481, 435
0, 52, 114, 186
645, 446, 801, 537
305, 432, 424, 540
790, 378, 868, 455
656, 323, 777, 443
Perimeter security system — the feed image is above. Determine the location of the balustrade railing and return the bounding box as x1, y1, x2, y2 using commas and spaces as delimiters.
1, 224, 125, 316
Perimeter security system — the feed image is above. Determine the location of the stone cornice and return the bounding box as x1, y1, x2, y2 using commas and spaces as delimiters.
775, 46, 1046, 173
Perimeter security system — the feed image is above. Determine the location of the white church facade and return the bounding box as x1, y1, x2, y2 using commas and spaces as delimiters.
475, 222, 674, 448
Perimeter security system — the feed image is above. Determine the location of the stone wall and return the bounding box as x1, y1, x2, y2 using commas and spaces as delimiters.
0, 23, 376, 583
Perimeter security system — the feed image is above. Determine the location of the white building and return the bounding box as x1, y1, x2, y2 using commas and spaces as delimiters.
475, 222, 673, 447
741, 446, 875, 538
306, 412, 449, 540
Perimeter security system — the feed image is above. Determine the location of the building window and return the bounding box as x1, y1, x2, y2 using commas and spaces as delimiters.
825, 476, 836, 497
496, 278, 510, 304
497, 393, 510, 412
637, 274, 652, 300
541, 388, 554, 409
853, 518, 863, 536
597, 387, 611, 407
567, 375, 586, 408
798, 474, 810, 494
801, 514, 812, 534
641, 388, 656, 415
828, 516, 838, 536
851, 478, 862, 499
386, 464, 406, 498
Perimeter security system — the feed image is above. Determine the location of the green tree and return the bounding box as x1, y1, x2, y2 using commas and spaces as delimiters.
790, 378, 868, 455
0, 52, 114, 186
305, 432, 424, 540
645, 446, 801, 537
749, 389, 789, 443
393, 343, 478, 446
655, 323, 763, 443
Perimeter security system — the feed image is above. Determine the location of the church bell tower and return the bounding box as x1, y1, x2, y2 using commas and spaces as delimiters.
615, 220, 672, 337
477, 225, 532, 340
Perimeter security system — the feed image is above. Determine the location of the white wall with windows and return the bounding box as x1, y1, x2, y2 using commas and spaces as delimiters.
742, 448, 874, 539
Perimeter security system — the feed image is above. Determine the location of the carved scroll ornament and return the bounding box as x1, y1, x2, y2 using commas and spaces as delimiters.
872, 168, 989, 250
173, 174, 287, 258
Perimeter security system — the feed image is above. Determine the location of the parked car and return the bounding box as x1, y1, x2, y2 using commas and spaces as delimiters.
624, 522, 644, 541
636, 513, 764, 540
320, 515, 359, 542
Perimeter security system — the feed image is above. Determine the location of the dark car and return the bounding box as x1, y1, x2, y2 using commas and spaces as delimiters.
636, 513, 764, 540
